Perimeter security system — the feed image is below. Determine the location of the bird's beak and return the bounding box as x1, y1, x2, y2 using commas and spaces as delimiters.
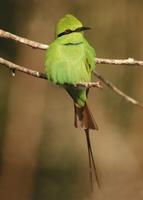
81, 26, 91, 31
75, 26, 91, 33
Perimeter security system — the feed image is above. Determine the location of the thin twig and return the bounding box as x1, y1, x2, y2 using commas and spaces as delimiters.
74, 81, 102, 89
0, 57, 46, 79
1, 29, 143, 66
0, 57, 142, 107
0, 57, 102, 89
96, 57, 143, 66
94, 71, 143, 108
0, 29, 48, 50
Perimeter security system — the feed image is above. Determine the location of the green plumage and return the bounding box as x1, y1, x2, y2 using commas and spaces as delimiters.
44, 15, 100, 188
45, 14, 96, 107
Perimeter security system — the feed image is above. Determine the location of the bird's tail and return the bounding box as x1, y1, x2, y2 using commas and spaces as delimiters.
74, 103, 98, 130
74, 103, 100, 190
85, 129, 100, 191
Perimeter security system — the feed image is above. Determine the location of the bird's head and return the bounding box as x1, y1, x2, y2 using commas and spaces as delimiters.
56, 14, 90, 38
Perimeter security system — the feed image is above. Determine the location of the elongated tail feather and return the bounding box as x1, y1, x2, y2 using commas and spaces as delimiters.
74, 103, 100, 190
74, 103, 98, 130
85, 129, 94, 191
85, 129, 100, 190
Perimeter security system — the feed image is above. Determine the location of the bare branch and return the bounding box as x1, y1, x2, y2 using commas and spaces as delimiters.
94, 71, 143, 108
0, 57, 102, 89
0, 57, 142, 107
0, 57, 47, 79
0, 29, 48, 50
74, 81, 103, 89
96, 57, 143, 66
1, 29, 143, 66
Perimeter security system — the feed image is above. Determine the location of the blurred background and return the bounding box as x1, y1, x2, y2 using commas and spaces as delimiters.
0, 0, 143, 199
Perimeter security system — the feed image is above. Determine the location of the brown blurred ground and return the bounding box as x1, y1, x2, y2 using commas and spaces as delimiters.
0, 0, 143, 200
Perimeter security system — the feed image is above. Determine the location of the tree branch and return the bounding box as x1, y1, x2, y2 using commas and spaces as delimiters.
94, 71, 143, 108
0, 28, 143, 108
0, 57, 142, 108
74, 81, 102, 89
0, 57, 102, 89
0, 29, 48, 50
96, 57, 143, 66
1, 29, 143, 66
0, 57, 47, 79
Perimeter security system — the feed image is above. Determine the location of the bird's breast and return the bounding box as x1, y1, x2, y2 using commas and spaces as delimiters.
45, 42, 91, 85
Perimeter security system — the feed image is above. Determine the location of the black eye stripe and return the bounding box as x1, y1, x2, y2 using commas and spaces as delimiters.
57, 27, 90, 38
57, 29, 73, 38
57, 30, 71, 38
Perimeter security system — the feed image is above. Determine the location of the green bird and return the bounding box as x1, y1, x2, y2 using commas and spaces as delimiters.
45, 14, 100, 190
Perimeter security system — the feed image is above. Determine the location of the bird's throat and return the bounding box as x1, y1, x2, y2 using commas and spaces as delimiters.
58, 32, 84, 45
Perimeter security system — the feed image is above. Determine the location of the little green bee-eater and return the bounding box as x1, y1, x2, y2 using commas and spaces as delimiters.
45, 14, 100, 190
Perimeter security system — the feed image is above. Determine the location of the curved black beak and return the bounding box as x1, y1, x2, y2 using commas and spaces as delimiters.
75, 26, 91, 32
81, 26, 91, 31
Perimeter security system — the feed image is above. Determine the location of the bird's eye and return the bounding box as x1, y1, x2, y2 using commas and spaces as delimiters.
65, 29, 71, 33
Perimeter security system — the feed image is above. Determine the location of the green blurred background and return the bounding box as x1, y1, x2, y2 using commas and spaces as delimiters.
0, 0, 143, 199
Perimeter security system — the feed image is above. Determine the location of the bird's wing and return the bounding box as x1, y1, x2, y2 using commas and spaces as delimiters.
84, 39, 96, 72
